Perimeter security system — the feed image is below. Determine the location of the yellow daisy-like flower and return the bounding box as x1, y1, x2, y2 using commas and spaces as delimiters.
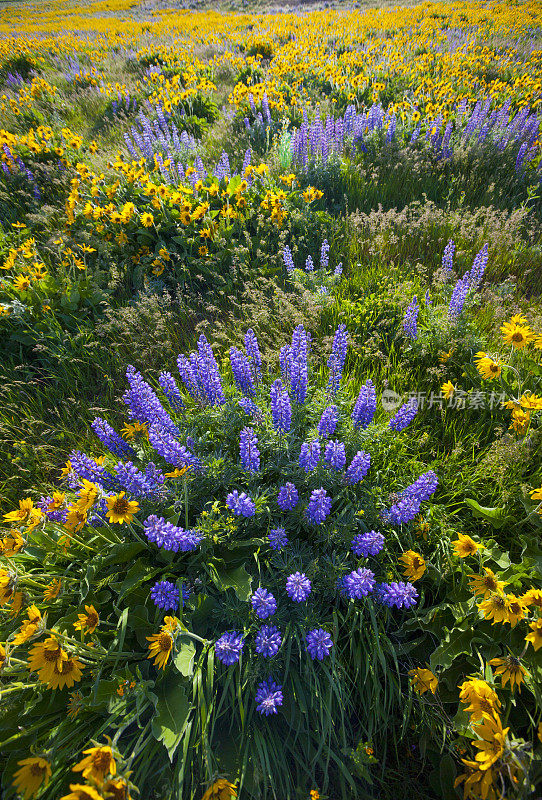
72, 745, 117, 784
103, 777, 131, 800
0, 567, 16, 606
454, 758, 497, 800
3, 498, 35, 525
438, 348, 455, 364
478, 593, 512, 624
458, 678, 501, 721
472, 713, 509, 771
65, 506, 88, 533
489, 656, 527, 694
1, 530, 25, 557
441, 380, 455, 400
147, 627, 174, 670
106, 492, 139, 524
474, 352, 501, 381
67, 690, 84, 719
12, 604, 43, 645
47, 655, 84, 691
140, 212, 154, 227
74, 604, 100, 635
0, 642, 6, 670
12, 756, 52, 799
202, 778, 238, 800
452, 533, 482, 558
520, 587, 542, 607
44, 579, 62, 601
500, 320, 534, 349
28, 636, 68, 683
47, 492, 66, 512
399, 550, 426, 581
505, 594, 527, 628
529, 486, 542, 514
60, 784, 104, 800
13, 274, 31, 291
469, 568, 506, 598
76, 480, 100, 513
525, 619, 542, 652
408, 667, 438, 695
509, 406, 530, 434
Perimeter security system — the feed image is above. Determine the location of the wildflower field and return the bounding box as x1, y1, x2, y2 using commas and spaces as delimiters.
2, 0, 542, 797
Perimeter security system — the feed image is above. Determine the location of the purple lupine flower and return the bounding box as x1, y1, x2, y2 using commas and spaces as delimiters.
468, 243, 488, 291
277, 483, 298, 511
306, 628, 333, 660
324, 439, 346, 471
388, 397, 418, 432
91, 418, 136, 460
251, 588, 277, 619
37, 496, 68, 524
158, 372, 185, 412
377, 581, 418, 609
342, 567, 375, 599
226, 490, 255, 517
305, 255, 314, 272
143, 515, 203, 552
114, 460, 165, 500
150, 580, 190, 610
344, 450, 371, 485
288, 325, 309, 404
283, 245, 295, 274
238, 397, 262, 421
230, 347, 256, 396
215, 631, 245, 665
448, 274, 470, 318
318, 405, 338, 438
425, 290, 431, 305
255, 678, 283, 715
268, 527, 288, 550
196, 334, 226, 406
240, 427, 260, 473
403, 296, 419, 340
286, 572, 311, 601
299, 439, 320, 473
442, 239, 455, 274
334, 262, 343, 278
351, 530, 385, 557
320, 239, 330, 269
255, 625, 282, 658
352, 380, 376, 428
327, 324, 348, 394
400, 470, 438, 503
382, 495, 421, 525
148, 425, 202, 472
270, 379, 292, 433
69, 450, 117, 491
244, 329, 262, 384
306, 488, 332, 524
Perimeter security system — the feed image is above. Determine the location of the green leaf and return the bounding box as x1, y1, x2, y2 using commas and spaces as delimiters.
464, 498, 510, 528
210, 562, 252, 601
173, 637, 196, 677
151, 675, 191, 760
439, 754, 459, 800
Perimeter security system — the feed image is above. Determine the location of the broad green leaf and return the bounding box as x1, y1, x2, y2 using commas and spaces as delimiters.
210, 562, 252, 601
151, 676, 191, 760
173, 637, 196, 677
464, 498, 510, 528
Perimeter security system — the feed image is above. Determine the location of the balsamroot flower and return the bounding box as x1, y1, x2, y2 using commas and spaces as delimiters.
12, 757, 52, 799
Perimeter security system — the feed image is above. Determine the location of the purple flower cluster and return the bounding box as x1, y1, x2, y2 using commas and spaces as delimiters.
270, 379, 292, 433
114, 460, 165, 500
324, 439, 346, 471
403, 296, 420, 340
442, 239, 455, 274
148, 426, 202, 473
352, 380, 376, 429
281, 325, 309, 404
286, 572, 312, 602
283, 245, 295, 274
240, 427, 260, 473
251, 588, 277, 619
177, 334, 225, 407
36, 496, 68, 524
383, 470, 438, 524
351, 530, 385, 557
144, 515, 203, 552
277, 483, 298, 511
448, 274, 470, 319
306, 488, 332, 524
327, 324, 348, 394
215, 631, 245, 665
150, 580, 190, 610
320, 239, 330, 269
318, 405, 338, 438
238, 397, 262, 420
299, 439, 320, 473
388, 398, 418, 432
123, 365, 180, 438
255, 679, 283, 715
230, 347, 256, 396
468, 243, 488, 291
244, 329, 262, 384
255, 625, 282, 658
91, 417, 135, 460
345, 450, 371, 485
306, 628, 333, 661
342, 567, 376, 599
158, 372, 185, 412
226, 490, 255, 517
305, 255, 314, 272
268, 527, 288, 551
377, 581, 418, 609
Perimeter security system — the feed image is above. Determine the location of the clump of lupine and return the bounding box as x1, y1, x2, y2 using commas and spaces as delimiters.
61, 323, 438, 716
282, 238, 342, 296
